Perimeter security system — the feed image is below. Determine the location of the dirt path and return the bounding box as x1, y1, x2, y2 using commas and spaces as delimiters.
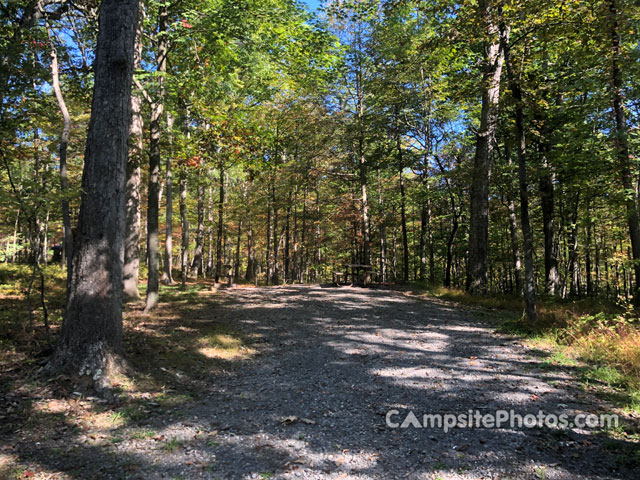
5, 285, 638, 479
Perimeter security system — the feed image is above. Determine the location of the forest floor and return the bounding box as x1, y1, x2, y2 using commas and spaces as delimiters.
1, 281, 639, 479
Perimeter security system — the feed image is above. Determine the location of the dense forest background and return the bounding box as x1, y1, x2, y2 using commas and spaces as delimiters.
2, 0, 639, 322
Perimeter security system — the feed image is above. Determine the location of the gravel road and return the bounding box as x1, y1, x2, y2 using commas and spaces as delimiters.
126, 285, 636, 480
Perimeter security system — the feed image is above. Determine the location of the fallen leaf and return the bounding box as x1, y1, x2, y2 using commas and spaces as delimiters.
280, 416, 298, 424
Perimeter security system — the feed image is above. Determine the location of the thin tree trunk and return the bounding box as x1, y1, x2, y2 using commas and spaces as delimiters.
271, 182, 279, 284
144, 5, 168, 312
245, 216, 255, 282
234, 217, 242, 282
503, 29, 537, 324
191, 183, 205, 277
206, 183, 214, 276
505, 145, 523, 294
568, 193, 580, 297
179, 170, 189, 288
46, 25, 72, 287
397, 126, 409, 282
419, 200, 427, 282
284, 191, 291, 283
215, 166, 225, 283
356, 55, 371, 267
299, 184, 307, 282
266, 179, 272, 285
162, 114, 174, 284
540, 151, 559, 295
123, 13, 143, 301
585, 198, 593, 296
377, 168, 387, 282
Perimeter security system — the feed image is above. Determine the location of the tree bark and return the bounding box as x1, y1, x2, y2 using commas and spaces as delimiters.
51, 0, 138, 389
271, 181, 280, 284
609, 0, 640, 302
376, 167, 387, 282
466, 0, 506, 294
266, 178, 272, 285
191, 183, 205, 277
397, 125, 409, 283
179, 170, 189, 288
235, 218, 242, 282
503, 30, 537, 324
215, 166, 225, 282
144, 5, 168, 312
161, 114, 174, 284
123, 19, 143, 301
206, 182, 214, 276
46, 25, 72, 288
505, 145, 523, 294
284, 191, 291, 283
540, 151, 559, 295
567, 193, 580, 297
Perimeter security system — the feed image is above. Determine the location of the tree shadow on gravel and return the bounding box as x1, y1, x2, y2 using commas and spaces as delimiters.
2, 284, 639, 479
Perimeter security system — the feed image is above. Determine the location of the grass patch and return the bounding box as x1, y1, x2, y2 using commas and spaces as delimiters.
163, 437, 184, 453
130, 428, 156, 440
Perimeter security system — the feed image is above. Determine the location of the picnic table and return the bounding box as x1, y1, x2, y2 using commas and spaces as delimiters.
334, 264, 374, 285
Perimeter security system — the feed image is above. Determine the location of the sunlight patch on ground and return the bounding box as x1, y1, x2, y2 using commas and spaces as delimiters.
198, 333, 255, 360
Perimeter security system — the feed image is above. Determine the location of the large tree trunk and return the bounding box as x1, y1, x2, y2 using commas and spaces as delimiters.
144, 6, 168, 312
51, 0, 138, 389
609, 0, 640, 302
466, 0, 506, 294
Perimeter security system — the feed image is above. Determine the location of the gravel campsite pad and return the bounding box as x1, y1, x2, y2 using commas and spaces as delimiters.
2, 285, 638, 479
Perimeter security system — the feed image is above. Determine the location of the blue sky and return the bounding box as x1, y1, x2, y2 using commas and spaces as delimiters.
301, 0, 322, 11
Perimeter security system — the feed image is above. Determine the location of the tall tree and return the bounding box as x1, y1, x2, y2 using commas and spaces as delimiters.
608, 0, 640, 302
123, 14, 144, 301
466, 0, 507, 294
50, 0, 139, 389
144, 3, 169, 312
